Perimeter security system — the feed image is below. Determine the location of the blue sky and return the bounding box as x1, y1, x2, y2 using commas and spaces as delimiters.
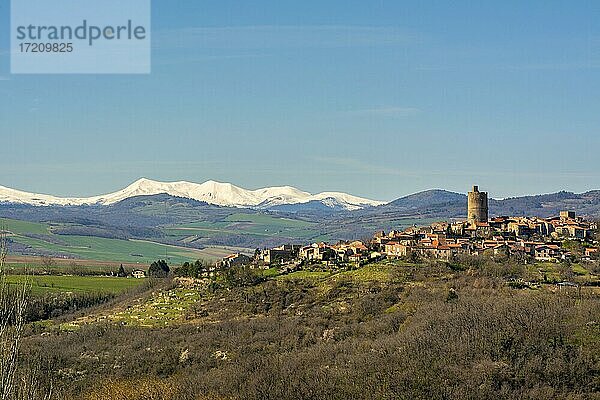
0, 0, 599, 201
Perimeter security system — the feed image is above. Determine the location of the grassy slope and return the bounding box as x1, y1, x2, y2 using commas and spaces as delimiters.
21, 258, 600, 400
1, 217, 222, 264
0, 217, 50, 234
12, 234, 204, 264
164, 212, 320, 243
3, 212, 319, 262
6, 275, 144, 295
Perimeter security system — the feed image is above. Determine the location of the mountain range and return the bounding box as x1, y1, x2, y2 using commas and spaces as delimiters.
1, 181, 599, 259
0, 178, 384, 211
2, 179, 600, 219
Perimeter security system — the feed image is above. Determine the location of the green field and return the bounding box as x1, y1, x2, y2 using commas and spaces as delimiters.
0, 213, 320, 265
2, 218, 241, 264
276, 270, 333, 281
0, 218, 51, 235
226, 213, 315, 229
275, 262, 411, 284
5, 275, 144, 295
164, 212, 320, 242
10, 234, 205, 264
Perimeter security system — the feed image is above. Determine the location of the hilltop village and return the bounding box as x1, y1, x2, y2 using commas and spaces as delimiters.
218, 186, 599, 270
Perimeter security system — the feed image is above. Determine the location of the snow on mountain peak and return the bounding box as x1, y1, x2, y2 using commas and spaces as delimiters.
0, 179, 385, 211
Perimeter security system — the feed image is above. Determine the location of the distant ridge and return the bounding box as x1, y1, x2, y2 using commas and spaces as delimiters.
2, 179, 600, 218
382, 189, 600, 219
388, 189, 466, 209
0, 178, 384, 211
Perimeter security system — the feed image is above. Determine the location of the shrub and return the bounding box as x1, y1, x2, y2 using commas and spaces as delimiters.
149, 260, 170, 278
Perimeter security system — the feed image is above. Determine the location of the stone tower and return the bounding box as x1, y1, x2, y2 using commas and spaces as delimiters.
467, 185, 488, 224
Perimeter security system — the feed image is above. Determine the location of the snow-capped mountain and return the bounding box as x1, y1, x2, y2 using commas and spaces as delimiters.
0, 178, 384, 211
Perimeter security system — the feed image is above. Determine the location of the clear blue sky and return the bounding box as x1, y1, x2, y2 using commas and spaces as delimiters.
1, 0, 599, 201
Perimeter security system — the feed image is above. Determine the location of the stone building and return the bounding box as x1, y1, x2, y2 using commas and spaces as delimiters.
467, 185, 489, 224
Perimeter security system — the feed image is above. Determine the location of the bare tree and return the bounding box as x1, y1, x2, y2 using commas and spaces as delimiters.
41, 256, 55, 270
0, 230, 50, 399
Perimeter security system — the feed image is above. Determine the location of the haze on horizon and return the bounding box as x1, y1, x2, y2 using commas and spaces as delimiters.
0, 1, 599, 201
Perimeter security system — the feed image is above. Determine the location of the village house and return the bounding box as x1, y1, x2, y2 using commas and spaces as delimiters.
258, 244, 301, 266
299, 243, 337, 262
335, 247, 353, 262
216, 253, 252, 269
348, 240, 368, 253
419, 243, 452, 260
534, 244, 562, 262
132, 270, 146, 279
549, 212, 596, 239
384, 241, 410, 258
584, 247, 599, 260
492, 243, 510, 257
465, 221, 492, 238
508, 220, 534, 237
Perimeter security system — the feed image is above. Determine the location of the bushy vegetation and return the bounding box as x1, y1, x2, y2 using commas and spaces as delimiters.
221, 265, 265, 288
24, 292, 115, 323
149, 260, 170, 278
174, 260, 207, 278
14, 258, 600, 400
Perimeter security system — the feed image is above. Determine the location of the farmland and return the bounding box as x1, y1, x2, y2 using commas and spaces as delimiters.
5, 275, 144, 295
162, 212, 322, 248
1, 217, 248, 265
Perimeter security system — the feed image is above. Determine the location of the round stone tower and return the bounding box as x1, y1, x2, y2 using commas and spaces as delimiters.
467, 185, 488, 224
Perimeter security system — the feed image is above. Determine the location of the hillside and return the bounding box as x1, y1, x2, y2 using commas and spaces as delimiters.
17, 259, 600, 399
387, 189, 466, 210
